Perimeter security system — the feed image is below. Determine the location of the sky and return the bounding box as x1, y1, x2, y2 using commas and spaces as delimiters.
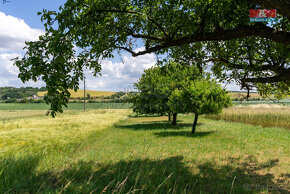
0, 0, 241, 91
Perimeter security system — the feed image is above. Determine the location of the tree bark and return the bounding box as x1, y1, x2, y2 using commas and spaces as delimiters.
192, 114, 199, 134
172, 113, 177, 125
168, 112, 171, 122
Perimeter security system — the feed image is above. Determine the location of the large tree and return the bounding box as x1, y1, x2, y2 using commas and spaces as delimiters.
14, 0, 289, 116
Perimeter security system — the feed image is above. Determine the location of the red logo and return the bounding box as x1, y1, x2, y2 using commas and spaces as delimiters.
250, 9, 276, 18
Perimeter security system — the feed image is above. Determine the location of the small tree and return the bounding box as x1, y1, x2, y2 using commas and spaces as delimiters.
168, 77, 232, 133
132, 61, 200, 124
86, 93, 91, 99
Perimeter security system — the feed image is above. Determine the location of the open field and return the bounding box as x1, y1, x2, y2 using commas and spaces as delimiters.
0, 109, 289, 193
37, 89, 115, 98
0, 103, 132, 111
206, 104, 290, 129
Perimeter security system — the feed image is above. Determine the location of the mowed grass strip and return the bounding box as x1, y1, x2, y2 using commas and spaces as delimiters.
0, 111, 289, 193
206, 104, 290, 129
37, 89, 115, 98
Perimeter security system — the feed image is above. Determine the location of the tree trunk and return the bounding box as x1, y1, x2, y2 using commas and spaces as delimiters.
168, 112, 171, 121
192, 114, 199, 134
172, 113, 177, 125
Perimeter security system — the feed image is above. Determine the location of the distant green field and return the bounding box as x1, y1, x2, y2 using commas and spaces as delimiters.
0, 103, 132, 110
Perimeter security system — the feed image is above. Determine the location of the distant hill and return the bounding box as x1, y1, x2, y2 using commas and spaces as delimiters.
37, 89, 115, 98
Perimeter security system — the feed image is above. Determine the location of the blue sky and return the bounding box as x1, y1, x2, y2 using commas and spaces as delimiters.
0, 1, 241, 91
0, 0, 66, 28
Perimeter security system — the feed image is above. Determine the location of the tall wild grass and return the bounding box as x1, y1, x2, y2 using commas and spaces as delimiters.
206, 104, 290, 129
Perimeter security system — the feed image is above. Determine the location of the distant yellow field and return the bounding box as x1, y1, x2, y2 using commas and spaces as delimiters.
37, 89, 115, 98
230, 92, 262, 99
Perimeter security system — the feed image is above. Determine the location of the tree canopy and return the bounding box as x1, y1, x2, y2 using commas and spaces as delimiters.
132, 61, 231, 131
13, 0, 289, 116
131, 61, 200, 124
168, 77, 232, 133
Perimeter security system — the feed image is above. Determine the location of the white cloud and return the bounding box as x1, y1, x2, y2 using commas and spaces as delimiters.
0, 12, 44, 87
0, 53, 45, 88
81, 51, 157, 91
0, 12, 43, 52
0, 53, 21, 77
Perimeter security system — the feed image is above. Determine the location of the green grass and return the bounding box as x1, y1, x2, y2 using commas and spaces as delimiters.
0, 111, 289, 193
0, 103, 132, 110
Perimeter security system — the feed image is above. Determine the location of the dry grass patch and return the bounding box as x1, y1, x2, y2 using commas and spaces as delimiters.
37, 89, 115, 98
0, 109, 130, 155
206, 104, 290, 129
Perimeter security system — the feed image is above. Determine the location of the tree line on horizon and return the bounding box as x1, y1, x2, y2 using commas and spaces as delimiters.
0, 87, 47, 100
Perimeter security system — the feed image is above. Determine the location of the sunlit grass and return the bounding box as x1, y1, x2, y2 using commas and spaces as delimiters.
0, 109, 130, 156
206, 104, 290, 129
0, 110, 289, 193
0, 110, 47, 120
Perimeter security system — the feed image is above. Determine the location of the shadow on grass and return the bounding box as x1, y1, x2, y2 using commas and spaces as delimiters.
115, 122, 203, 131
154, 131, 216, 138
1, 155, 288, 193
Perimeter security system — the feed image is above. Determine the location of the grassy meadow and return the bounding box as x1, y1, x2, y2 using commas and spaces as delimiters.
37, 90, 115, 98
206, 104, 290, 129
0, 107, 289, 193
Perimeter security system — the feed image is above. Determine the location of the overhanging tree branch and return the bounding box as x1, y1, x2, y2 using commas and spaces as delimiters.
243, 74, 290, 83
130, 24, 289, 56
88, 8, 289, 57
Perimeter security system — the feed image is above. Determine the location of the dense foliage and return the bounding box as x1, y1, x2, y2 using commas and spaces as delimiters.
132, 61, 231, 131
131, 61, 200, 124
168, 78, 232, 133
